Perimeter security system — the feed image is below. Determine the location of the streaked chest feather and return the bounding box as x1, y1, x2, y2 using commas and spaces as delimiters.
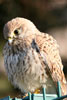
4, 44, 47, 92
3, 42, 57, 93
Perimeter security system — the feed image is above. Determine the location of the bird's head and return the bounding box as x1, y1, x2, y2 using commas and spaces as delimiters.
3, 17, 38, 44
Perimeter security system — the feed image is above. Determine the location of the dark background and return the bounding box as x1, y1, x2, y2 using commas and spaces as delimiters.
0, 0, 67, 98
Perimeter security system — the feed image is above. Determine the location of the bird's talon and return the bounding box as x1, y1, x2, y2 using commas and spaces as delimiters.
23, 93, 28, 98
34, 89, 40, 94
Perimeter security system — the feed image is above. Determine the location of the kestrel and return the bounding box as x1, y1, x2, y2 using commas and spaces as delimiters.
3, 17, 67, 96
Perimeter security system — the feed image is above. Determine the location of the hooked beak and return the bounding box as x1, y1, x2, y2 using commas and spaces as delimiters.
8, 32, 15, 44
8, 37, 13, 44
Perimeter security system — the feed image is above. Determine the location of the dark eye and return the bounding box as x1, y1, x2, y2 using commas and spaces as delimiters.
14, 30, 19, 35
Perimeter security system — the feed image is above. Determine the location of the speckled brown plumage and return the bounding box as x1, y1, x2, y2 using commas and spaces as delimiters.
3, 17, 67, 95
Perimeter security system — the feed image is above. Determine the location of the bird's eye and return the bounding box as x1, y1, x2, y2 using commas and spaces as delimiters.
14, 30, 19, 35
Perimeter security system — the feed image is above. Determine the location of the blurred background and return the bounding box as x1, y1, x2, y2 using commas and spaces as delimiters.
0, 0, 67, 98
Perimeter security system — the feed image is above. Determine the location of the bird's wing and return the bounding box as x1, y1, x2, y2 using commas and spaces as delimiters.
34, 33, 67, 95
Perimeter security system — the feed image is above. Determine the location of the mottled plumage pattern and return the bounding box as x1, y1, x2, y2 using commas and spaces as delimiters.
3, 17, 67, 95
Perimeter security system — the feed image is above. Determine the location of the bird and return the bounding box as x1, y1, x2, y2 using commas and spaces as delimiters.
3, 17, 67, 96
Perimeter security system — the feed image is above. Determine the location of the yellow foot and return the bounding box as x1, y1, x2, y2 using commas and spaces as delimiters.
23, 93, 28, 98
34, 89, 40, 94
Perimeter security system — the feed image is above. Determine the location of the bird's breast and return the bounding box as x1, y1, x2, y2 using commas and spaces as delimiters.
3, 43, 47, 92
3, 42, 57, 94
